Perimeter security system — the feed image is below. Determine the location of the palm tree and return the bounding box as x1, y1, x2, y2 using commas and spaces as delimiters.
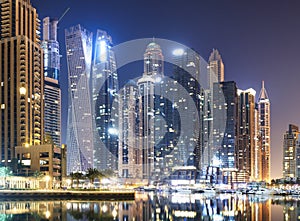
86, 168, 103, 185
70, 172, 84, 188
32, 170, 44, 189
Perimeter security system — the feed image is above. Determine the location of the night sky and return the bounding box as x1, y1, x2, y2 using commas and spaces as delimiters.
31, 0, 300, 179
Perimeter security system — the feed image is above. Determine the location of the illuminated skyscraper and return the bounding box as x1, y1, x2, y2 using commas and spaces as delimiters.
92, 30, 119, 171
258, 81, 271, 182
206, 49, 225, 170
137, 42, 164, 179
0, 0, 44, 164
118, 81, 142, 179
237, 88, 256, 182
213, 81, 238, 170
172, 48, 202, 169
65, 25, 93, 173
42, 17, 61, 146
283, 124, 299, 178
253, 104, 262, 181
208, 49, 224, 84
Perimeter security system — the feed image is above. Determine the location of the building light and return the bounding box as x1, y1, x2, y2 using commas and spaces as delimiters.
99, 40, 107, 62
19, 87, 26, 95
173, 48, 184, 56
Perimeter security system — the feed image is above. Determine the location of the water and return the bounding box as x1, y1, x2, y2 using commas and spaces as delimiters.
0, 193, 298, 220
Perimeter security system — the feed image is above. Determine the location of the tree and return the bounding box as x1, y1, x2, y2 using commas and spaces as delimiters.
86, 168, 103, 185
32, 171, 44, 189
70, 172, 84, 188
0, 166, 12, 189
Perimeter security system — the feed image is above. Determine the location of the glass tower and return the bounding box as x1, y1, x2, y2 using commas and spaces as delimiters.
172, 48, 202, 169
65, 25, 93, 173
0, 0, 44, 164
42, 17, 61, 146
92, 30, 119, 172
213, 81, 238, 170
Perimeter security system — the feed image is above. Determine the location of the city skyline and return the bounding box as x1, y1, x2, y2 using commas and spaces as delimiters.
30, 0, 300, 179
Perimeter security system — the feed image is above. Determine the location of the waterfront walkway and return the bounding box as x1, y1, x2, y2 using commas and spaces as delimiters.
0, 190, 135, 200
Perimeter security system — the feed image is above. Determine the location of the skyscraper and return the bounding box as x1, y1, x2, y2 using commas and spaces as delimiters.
65, 25, 93, 173
283, 124, 299, 178
253, 104, 262, 181
208, 49, 224, 84
237, 88, 256, 182
206, 49, 225, 170
92, 30, 119, 172
0, 0, 44, 164
213, 81, 238, 170
118, 81, 142, 179
42, 17, 61, 146
172, 48, 202, 169
258, 81, 271, 182
137, 42, 164, 180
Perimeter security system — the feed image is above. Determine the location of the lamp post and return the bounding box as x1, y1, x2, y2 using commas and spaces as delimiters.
45, 175, 51, 190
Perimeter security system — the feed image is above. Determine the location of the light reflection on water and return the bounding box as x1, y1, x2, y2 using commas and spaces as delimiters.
0, 193, 299, 220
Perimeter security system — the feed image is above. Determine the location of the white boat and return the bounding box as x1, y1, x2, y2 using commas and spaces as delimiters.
255, 187, 276, 195
203, 187, 216, 194
175, 188, 192, 194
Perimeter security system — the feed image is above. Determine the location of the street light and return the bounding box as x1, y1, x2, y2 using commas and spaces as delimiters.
45, 175, 51, 190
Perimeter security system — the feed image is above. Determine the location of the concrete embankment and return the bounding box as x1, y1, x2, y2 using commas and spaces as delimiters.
0, 190, 135, 200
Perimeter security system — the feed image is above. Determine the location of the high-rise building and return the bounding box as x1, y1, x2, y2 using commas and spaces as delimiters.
237, 88, 256, 182
258, 81, 271, 182
0, 0, 44, 165
253, 104, 262, 181
65, 25, 93, 173
208, 49, 224, 84
205, 48, 225, 170
42, 17, 61, 146
137, 42, 164, 180
92, 30, 119, 172
213, 81, 238, 170
283, 124, 299, 178
118, 81, 142, 179
172, 48, 202, 169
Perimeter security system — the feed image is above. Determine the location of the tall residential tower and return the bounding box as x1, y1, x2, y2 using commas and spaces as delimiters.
0, 0, 44, 164
283, 124, 299, 178
42, 17, 61, 146
258, 81, 271, 182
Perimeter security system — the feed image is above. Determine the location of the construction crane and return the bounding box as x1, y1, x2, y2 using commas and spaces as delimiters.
58, 7, 70, 24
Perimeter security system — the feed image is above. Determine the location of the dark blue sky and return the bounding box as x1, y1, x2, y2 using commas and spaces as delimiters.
31, 0, 300, 178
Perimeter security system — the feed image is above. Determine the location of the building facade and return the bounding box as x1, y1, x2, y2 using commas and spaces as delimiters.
0, 0, 44, 165
258, 81, 271, 182
213, 81, 238, 170
236, 88, 256, 182
208, 49, 224, 84
42, 17, 61, 146
118, 81, 142, 179
283, 124, 299, 178
172, 48, 202, 169
137, 42, 162, 180
15, 144, 66, 188
65, 25, 93, 173
92, 30, 119, 172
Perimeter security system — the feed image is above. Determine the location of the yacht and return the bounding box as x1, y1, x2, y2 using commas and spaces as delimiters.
255, 187, 276, 195
203, 187, 216, 194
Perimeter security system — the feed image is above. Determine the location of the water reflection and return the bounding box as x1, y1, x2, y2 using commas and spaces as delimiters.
0, 193, 299, 220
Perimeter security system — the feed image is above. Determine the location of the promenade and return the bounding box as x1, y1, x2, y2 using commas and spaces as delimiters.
0, 190, 135, 200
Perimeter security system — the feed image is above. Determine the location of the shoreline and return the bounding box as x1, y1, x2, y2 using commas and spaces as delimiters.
0, 190, 135, 200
